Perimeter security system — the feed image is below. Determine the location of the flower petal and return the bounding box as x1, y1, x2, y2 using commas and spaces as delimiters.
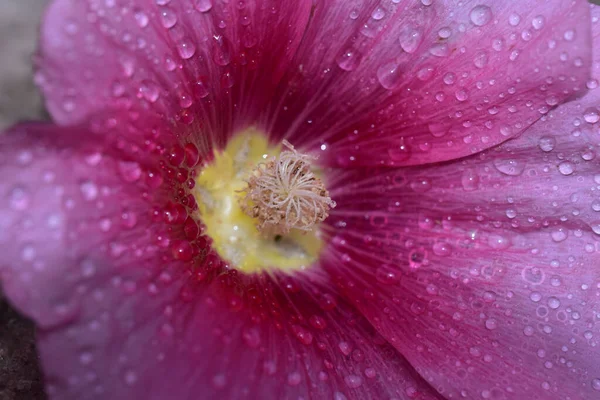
269, 0, 592, 167
36, 0, 312, 131
0, 123, 444, 399
323, 8, 600, 398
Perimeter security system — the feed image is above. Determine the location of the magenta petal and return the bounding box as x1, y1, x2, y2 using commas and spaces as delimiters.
323, 8, 600, 398
0, 124, 444, 399
269, 0, 592, 167
37, 0, 312, 130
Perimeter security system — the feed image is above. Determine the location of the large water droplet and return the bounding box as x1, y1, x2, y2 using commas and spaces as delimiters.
558, 161, 574, 176
177, 38, 197, 59
159, 8, 178, 29
470, 5, 492, 27
195, 0, 213, 12
399, 27, 423, 53
493, 159, 525, 176
336, 49, 362, 71
538, 136, 556, 152
377, 61, 402, 89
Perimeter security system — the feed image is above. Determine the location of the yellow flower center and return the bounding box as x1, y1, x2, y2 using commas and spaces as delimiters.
194, 130, 331, 274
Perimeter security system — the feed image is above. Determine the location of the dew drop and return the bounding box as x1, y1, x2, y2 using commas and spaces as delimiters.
399, 27, 423, 53
532, 15, 545, 30
118, 161, 142, 182
124, 370, 137, 385
558, 161, 574, 176
583, 108, 599, 124
509, 13, 521, 26
287, 372, 301, 386
547, 296, 560, 310
134, 9, 149, 28
80, 181, 99, 201
470, 5, 492, 27
551, 228, 568, 242
195, 0, 213, 12
493, 159, 525, 176
538, 136, 556, 152
177, 38, 197, 59
159, 8, 178, 28
345, 375, 363, 389
336, 49, 362, 71
377, 61, 402, 89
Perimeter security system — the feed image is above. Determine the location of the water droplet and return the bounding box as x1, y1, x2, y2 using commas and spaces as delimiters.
124, 370, 137, 385
134, 9, 149, 28
177, 38, 197, 59
470, 5, 492, 27
564, 29, 576, 41
592, 378, 600, 391
399, 27, 423, 53
194, 0, 213, 12
532, 15, 545, 30
212, 374, 226, 388
8, 186, 30, 210
212, 35, 232, 66
81, 259, 96, 278
473, 51, 488, 68
139, 80, 160, 103
547, 296, 560, 309
159, 8, 178, 29
80, 181, 99, 201
509, 13, 521, 26
375, 267, 400, 285
558, 161, 574, 176
345, 375, 363, 388
79, 352, 93, 365
336, 49, 362, 71
377, 61, 402, 89
118, 161, 142, 182
287, 372, 301, 386
538, 136, 556, 152
242, 327, 261, 348
461, 169, 479, 191
485, 319, 497, 330
551, 228, 568, 242
584, 107, 599, 123
493, 159, 525, 176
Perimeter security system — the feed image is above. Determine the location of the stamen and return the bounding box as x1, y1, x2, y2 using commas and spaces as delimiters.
240, 140, 336, 235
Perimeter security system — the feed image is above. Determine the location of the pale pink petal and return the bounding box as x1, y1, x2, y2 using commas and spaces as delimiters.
36, 0, 312, 132
0, 123, 443, 400
268, 0, 592, 167
320, 8, 600, 398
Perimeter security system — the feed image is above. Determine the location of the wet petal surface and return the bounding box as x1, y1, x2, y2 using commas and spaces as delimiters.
268, 0, 592, 167
37, 0, 312, 134
323, 7, 600, 398
0, 123, 444, 400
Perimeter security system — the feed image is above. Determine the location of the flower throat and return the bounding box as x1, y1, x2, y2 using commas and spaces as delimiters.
193, 130, 334, 274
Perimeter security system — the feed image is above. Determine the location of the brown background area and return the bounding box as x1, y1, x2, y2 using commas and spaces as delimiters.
1, 0, 48, 398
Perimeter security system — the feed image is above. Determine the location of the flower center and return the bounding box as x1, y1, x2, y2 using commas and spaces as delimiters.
194, 130, 333, 273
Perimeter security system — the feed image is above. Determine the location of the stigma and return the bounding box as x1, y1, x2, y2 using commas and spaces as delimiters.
240, 140, 335, 235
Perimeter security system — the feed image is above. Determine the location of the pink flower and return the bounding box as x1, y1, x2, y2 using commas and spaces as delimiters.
1, 0, 600, 399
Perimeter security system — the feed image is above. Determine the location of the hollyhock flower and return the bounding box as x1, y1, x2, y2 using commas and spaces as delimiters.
2, 0, 600, 398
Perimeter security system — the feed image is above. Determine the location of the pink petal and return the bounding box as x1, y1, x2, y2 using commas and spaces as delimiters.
268, 0, 592, 167
36, 0, 312, 132
322, 7, 600, 398
0, 123, 444, 400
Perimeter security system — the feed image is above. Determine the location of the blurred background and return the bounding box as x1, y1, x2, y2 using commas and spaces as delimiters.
1, 1, 48, 399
